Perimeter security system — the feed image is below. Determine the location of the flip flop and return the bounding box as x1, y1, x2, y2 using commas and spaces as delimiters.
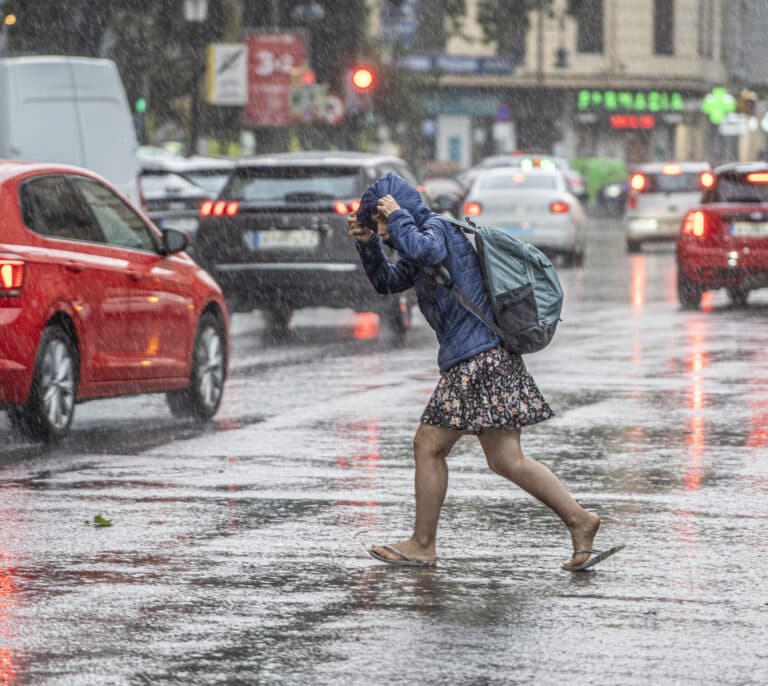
562, 544, 625, 572
368, 544, 437, 568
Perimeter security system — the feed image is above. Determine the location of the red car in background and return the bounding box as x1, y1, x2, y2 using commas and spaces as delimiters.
677, 162, 768, 308
0, 161, 229, 441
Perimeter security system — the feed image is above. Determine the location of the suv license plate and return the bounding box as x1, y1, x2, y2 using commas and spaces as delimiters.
249, 229, 320, 249
731, 221, 768, 237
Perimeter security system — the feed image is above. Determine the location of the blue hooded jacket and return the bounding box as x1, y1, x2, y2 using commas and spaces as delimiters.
355, 173, 500, 372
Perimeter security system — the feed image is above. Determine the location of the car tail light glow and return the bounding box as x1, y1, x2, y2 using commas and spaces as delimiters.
746, 172, 768, 183
682, 210, 714, 239
224, 201, 239, 217
333, 200, 361, 215
464, 202, 482, 216
662, 164, 682, 175
200, 200, 214, 216
212, 201, 227, 216
0, 258, 24, 294
550, 201, 569, 214
630, 174, 646, 191
700, 172, 716, 189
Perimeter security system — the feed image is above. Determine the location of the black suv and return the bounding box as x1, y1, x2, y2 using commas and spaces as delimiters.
194, 152, 420, 335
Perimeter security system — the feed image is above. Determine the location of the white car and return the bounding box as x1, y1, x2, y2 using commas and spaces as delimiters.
462, 167, 586, 265
624, 161, 710, 252
458, 153, 587, 200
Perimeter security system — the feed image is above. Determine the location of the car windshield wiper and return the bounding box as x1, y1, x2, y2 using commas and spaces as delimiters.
282, 191, 337, 202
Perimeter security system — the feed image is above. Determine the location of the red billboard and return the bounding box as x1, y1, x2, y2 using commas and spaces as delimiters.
244, 32, 306, 127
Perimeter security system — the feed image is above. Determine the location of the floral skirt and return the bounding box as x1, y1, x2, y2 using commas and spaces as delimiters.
421, 347, 554, 432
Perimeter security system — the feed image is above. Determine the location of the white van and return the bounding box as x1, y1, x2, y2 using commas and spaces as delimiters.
0, 56, 139, 203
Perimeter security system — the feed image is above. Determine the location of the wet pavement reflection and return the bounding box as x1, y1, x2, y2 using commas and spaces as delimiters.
1, 220, 767, 684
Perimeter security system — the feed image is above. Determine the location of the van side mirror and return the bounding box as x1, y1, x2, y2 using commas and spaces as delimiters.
161, 228, 189, 255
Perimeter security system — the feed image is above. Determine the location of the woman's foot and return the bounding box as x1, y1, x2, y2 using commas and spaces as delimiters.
562, 512, 601, 570
370, 537, 436, 564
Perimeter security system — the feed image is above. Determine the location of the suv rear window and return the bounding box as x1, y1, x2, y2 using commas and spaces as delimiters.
636, 172, 702, 193
224, 166, 361, 202
705, 172, 768, 203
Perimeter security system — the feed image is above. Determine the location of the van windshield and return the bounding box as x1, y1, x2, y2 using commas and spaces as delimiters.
224, 167, 361, 202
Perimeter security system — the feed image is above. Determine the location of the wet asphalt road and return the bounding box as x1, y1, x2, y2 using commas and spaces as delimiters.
1, 219, 767, 685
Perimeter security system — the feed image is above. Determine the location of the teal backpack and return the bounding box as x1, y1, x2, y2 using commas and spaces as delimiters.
427, 216, 564, 355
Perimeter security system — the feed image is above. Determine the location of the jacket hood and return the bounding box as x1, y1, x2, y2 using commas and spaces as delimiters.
357, 172, 432, 230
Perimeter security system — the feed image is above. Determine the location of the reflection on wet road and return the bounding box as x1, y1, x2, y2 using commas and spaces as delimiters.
1, 221, 767, 684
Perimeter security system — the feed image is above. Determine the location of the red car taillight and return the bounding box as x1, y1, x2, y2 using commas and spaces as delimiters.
200, 200, 238, 217
0, 258, 24, 295
464, 202, 482, 216
550, 201, 569, 214
681, 210, 717, 239
628, 193, 638, 210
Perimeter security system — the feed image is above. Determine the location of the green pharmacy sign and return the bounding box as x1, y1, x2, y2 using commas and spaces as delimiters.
578, 89, 684, 113
701, 87, 736, 124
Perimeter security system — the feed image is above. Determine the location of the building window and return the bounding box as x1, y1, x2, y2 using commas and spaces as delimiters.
697, 0, 713, 57
654, 0, 674, 55
575, 0, 603, 53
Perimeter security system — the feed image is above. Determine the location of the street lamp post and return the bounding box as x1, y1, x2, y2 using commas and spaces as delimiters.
183, 0, 208, 155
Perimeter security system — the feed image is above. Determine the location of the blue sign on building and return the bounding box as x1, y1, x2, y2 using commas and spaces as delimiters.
398, 54, 515, 75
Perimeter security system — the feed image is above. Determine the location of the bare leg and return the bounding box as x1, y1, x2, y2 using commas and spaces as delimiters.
478, 428, 600, 569
370, 423, 464, 562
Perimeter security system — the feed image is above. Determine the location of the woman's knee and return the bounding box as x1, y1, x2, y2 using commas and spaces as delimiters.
413, 425, 456, 461
481, 431, 525, 474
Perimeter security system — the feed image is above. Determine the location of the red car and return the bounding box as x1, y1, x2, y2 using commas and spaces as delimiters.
0, 161, 229, 441
677, 162, 768, 308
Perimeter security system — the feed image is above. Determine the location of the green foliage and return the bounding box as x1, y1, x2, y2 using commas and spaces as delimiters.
476, 0, 553, 55
91, 514, 114, 528
571, 157, 628, 204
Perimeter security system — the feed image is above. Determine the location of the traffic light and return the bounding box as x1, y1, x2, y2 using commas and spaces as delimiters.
344, 66, 376, 114
133, 97, 148, 144
351, 66, 375, 92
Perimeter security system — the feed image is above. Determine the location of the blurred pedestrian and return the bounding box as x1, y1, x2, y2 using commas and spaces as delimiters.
347, 173, 623, 571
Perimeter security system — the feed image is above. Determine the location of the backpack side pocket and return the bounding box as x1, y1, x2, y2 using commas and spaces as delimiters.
495, 283, 538, 333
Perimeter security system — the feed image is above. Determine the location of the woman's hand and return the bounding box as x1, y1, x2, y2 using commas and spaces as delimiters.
347, 214, 373, 243
377, 195, 400, 218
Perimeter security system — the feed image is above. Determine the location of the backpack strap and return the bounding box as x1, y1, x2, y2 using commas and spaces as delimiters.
442, 215, 480, 234
424, 263, 506, 343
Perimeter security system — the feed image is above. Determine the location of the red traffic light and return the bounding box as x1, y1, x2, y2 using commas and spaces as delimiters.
351, 67, 374, 91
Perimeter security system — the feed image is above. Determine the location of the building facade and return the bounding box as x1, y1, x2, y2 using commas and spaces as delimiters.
376, 0, 758, 167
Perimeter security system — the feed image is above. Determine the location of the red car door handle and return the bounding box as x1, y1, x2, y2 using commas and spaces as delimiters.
64, 261, 84, 273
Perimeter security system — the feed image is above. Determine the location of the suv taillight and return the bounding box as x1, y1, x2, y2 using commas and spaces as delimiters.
681, 210, 717, 239
0, 258, 24, 295
200, 200, 239, 217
